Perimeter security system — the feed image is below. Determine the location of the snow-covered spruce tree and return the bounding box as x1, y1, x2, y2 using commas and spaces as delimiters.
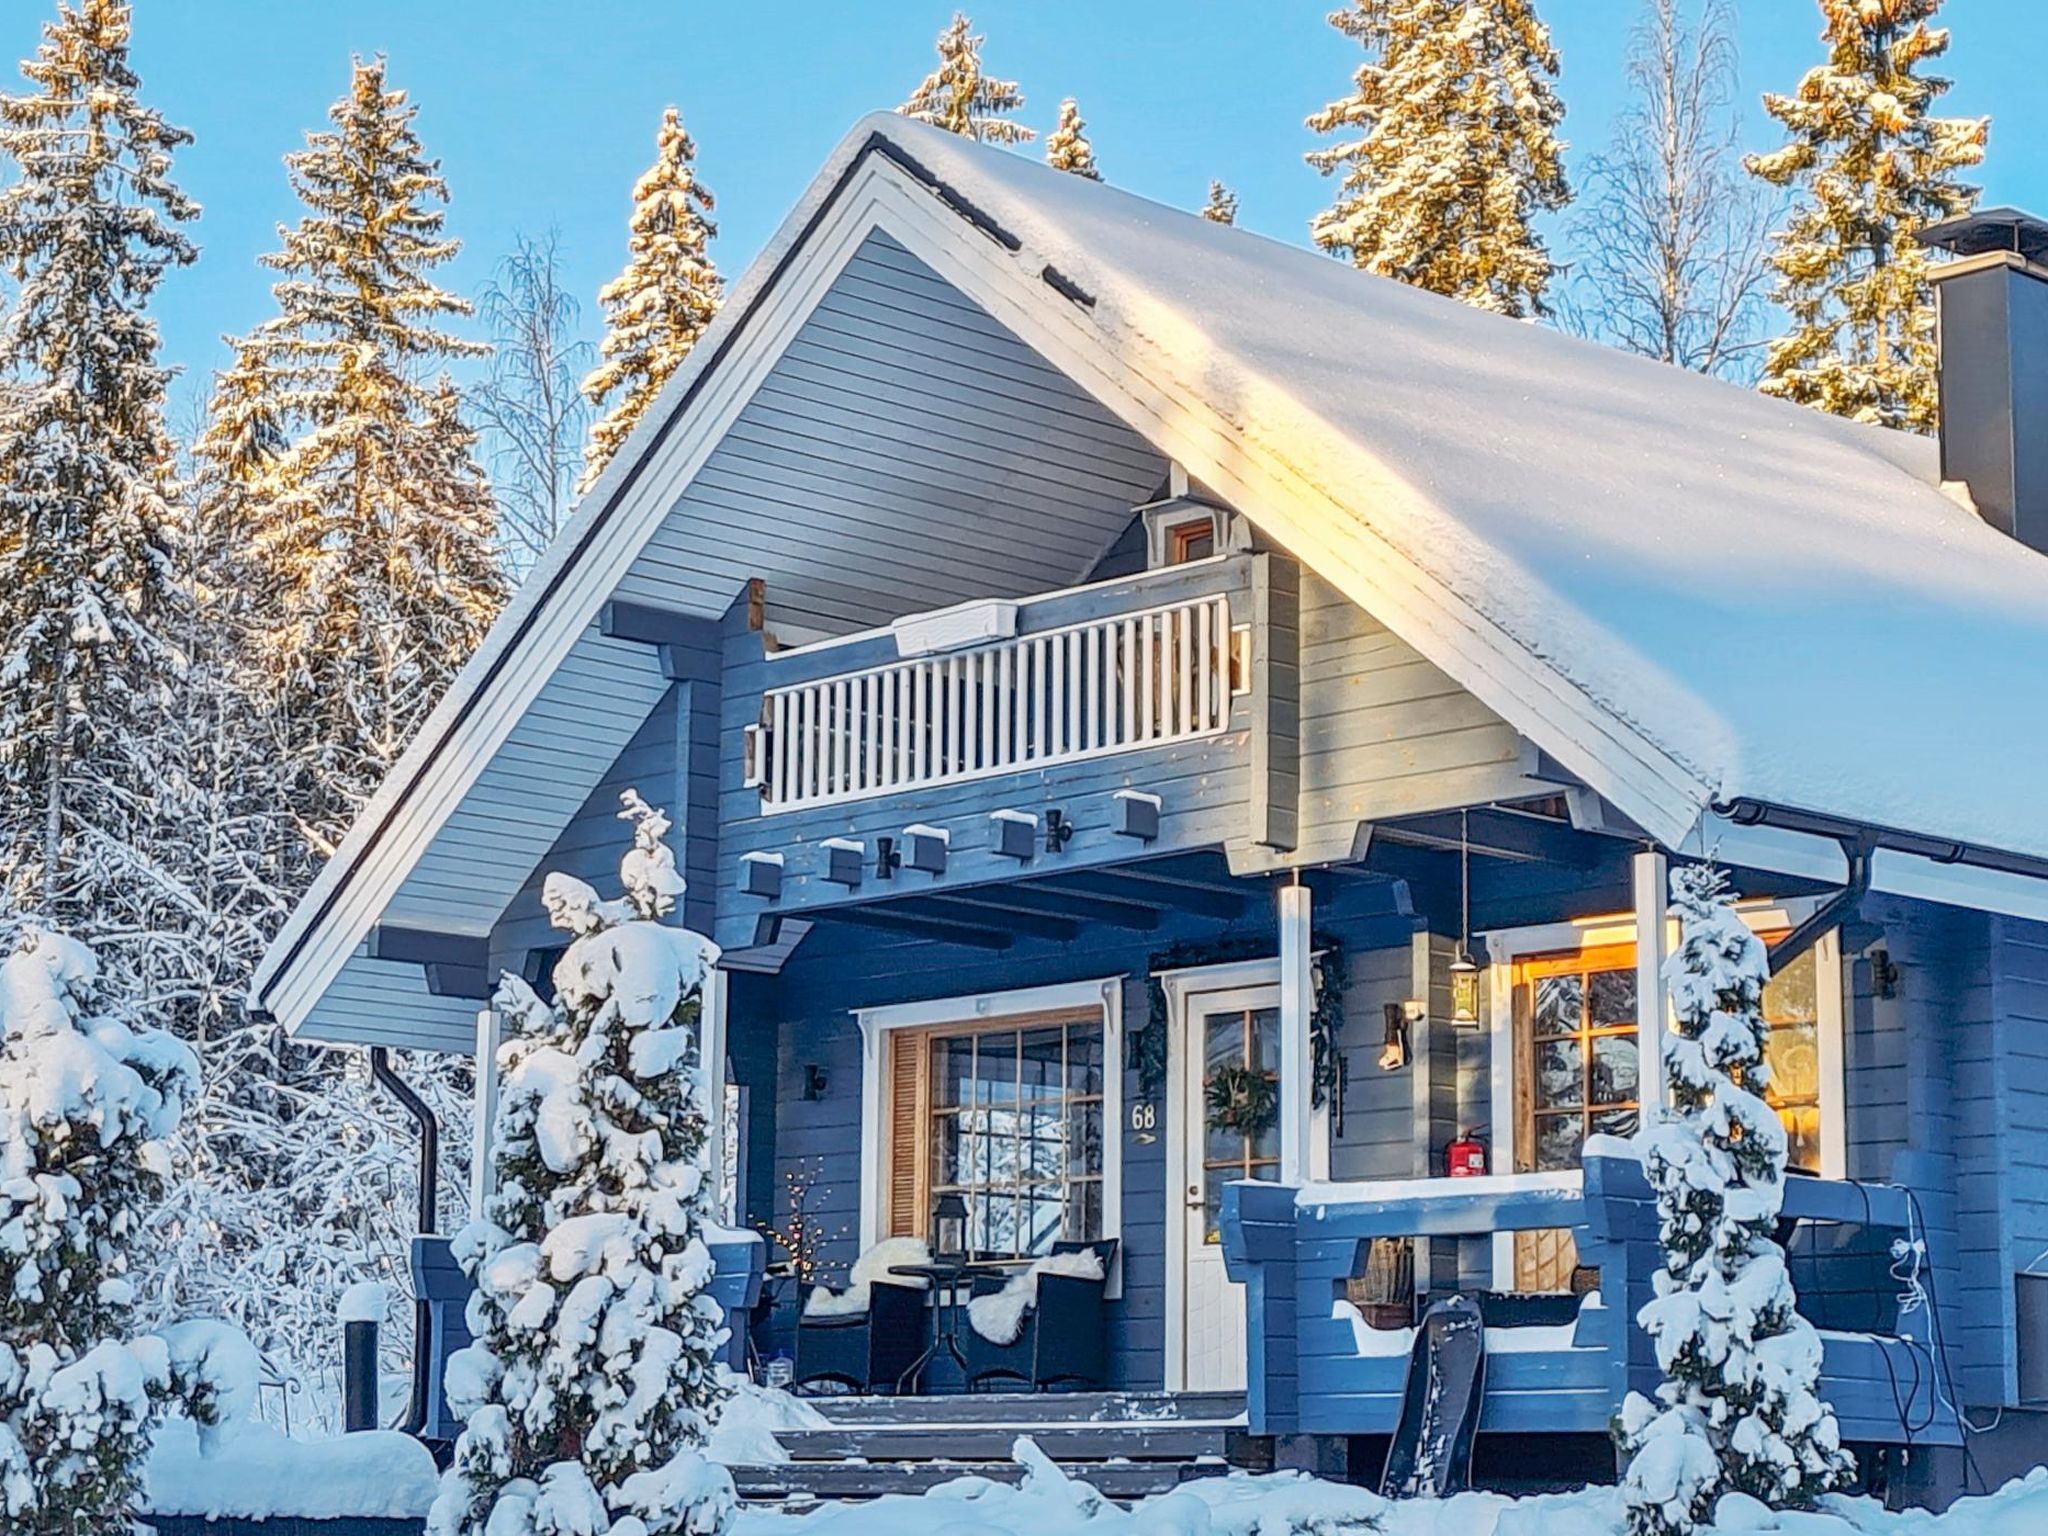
431, 792, 733, 1536
581, 108, 722, 495
0, 927, 198, 1533
899, 13, 1033, 145
1746, 0, 1985, 433
1306, 0, 1571, 317
1617, 864, 1852, 1536
1201, 180, 1239, 226
0, 0, 198, 949
201, 55, 504, 863
1046, 98, 1099, 180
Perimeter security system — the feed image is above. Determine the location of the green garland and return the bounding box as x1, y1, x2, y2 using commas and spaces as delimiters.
1134, 933, 1347, 1104
1204, 1062, 1279, 1136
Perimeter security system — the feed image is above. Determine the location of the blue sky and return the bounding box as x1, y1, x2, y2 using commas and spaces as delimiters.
86, 1, 2048, 407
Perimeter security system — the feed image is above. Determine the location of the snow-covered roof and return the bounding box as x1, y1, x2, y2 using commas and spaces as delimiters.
843, 118, 2048, 859
254, 112, 2048, 1041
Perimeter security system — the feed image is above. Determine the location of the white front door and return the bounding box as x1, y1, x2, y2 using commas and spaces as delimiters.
1179, 986, 1282, 1393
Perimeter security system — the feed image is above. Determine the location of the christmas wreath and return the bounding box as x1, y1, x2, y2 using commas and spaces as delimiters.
1205, 1062, 1279, 1137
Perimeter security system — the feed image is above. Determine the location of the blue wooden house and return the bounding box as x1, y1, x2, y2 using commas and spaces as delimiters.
250, 121, 2048, 1504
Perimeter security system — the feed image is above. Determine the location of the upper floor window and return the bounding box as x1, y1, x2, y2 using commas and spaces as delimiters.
1167, 517, 1216, 565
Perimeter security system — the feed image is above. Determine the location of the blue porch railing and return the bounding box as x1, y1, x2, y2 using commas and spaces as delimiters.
1220, 1152, 1960, 1449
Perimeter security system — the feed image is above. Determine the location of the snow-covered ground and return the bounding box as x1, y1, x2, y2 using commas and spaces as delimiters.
728, 1458, 2048, 1536
144, 1409, 2048, 1535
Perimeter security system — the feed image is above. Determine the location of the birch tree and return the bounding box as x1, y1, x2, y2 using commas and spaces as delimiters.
1565, 0, 1773, 378
473, 232, 592, 579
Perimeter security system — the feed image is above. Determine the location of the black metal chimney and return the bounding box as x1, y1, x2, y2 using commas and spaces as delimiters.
1917, 208, 2048, 554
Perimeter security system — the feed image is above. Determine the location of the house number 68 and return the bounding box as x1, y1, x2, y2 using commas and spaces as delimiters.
1129, 1102, 1157, 1132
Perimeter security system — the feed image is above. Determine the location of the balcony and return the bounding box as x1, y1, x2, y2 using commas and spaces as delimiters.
717, 554, 1290, 954
752, 585, 1244, 813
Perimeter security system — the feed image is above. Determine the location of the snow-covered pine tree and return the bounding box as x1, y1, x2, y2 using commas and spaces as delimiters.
202, 55, 504, 863
1201, 180, 1239, 225
1617, 864, 1852, 1536
1746, 0, 1986, 433
0, 0, 198, 951
899, 13, 1033, 145
1306, 0, 1571, 317
1046, 98, 1100, 179
581, 108, 722, 495
431, 792, 733, 1536
0, 926, 199, 1533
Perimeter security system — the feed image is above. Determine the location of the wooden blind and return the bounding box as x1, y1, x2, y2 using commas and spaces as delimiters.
883, 1030, 930, 1239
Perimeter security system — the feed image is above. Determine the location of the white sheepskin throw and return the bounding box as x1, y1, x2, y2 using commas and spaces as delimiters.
802, 1236, 932, 1318
966, 1248, 1105, 1346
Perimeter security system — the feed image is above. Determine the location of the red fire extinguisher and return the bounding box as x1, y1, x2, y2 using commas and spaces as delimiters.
1445, 1130, 1487, 1178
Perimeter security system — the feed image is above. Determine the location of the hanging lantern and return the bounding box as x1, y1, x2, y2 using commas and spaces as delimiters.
1451, 808, 1481, 1027
1449, 951, 1482, 1027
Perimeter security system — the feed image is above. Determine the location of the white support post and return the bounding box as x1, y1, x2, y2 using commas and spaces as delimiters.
1279, 879, 1314, 1185
703, 964, 731, 1223
1633, 849, 1670, 1125
470, 1005, 503, 1218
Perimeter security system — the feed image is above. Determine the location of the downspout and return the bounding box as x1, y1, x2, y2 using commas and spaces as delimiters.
1713, 800, 1888, 975
368, 1047, 437, 1437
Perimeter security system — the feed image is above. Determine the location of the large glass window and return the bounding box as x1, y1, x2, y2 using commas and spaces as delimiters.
1517, 945, 1642, 1173
1515, 934, 1828, 1177
924, 1017, 1105, 1260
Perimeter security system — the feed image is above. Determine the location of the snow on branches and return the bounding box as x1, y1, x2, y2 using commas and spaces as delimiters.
430, 792, 733, 1536
582, 108, 723, 495
0, 927, 198, 1534
0, 0, 198, 937
1746, 0, 1986, 433
899, 13, 1033, 145
1306, 0, 1570, 317
1618, 865, 1851, 1536
1046, 99, 1100, 180
198, 55, 504, 857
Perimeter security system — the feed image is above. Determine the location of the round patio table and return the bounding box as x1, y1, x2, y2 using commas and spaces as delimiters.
888, 1260, 969, 1394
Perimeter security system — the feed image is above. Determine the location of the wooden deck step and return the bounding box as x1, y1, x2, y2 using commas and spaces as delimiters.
803, 1390, 1246, 1427
773, 1422, 1250, 1463
728, 1456, 1234, 1505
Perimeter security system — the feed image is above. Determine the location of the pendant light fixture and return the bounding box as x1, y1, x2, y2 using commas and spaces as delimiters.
1450, 808, 1481, 1027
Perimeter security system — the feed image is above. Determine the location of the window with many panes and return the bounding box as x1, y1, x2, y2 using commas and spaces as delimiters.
1514, 934, 1828, 1178
885, 1012, 1105, 1261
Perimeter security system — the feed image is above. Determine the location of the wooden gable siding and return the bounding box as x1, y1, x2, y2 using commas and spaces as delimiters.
380, 632, 674, 935
297, 945, 480, 1052
750, 878, 1421, 1391
487, 688, 683, 984
612, 229, 1164, 641
1232, 572, 1549, 872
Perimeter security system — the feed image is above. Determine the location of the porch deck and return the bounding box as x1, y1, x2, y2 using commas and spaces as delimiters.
727, 1390, 1257, 1505
1220, 1151, 1961, 1450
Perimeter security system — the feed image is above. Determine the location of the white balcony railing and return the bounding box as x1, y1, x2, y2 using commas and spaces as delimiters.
756, 592, 1241, 812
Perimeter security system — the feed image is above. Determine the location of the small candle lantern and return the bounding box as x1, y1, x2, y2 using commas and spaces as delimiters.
933, 1192, 969, 1266
1449, 952, 1481, 1028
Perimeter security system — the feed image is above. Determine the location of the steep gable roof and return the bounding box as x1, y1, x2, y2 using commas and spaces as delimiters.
253, 113, 2048, 1039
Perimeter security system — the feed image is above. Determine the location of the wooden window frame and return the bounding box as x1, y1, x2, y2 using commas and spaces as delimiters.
1483, 905, 1845, 1288
881, 1007, 1107, 1256
855, 978, 1123, 1289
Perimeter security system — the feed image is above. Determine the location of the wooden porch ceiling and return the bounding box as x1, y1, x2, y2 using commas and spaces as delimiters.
788, 851, 1411, 951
